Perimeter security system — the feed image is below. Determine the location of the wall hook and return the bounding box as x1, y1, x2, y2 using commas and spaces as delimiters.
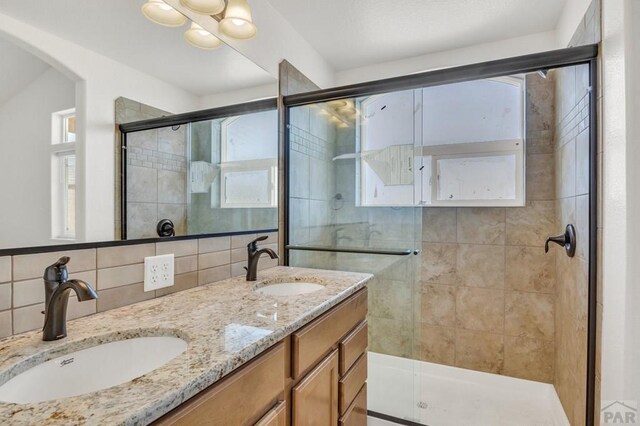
545, 224, 576, 257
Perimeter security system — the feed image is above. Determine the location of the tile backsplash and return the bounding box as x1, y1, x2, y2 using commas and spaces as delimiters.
0, 232, 278, 338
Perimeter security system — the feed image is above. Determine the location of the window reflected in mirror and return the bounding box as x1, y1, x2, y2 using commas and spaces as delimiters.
51, 109, 77, 240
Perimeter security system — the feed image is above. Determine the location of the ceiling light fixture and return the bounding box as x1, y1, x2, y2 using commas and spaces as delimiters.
141, 0, 187, 27
184, 22, 223, 49
180, 0, 225, 15
219, 0, 257, 39
142, 0, 258, 50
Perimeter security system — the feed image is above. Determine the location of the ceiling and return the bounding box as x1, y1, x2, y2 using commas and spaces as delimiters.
0, 37, 50, 107
266, 0, 567, 70
0, 0, 275, 96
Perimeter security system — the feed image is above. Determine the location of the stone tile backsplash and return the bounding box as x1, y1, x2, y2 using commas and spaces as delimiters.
0, 232, 278, 338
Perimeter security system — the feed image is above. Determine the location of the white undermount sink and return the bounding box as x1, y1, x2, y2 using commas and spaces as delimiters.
0, 336, 187, 404
255, 282, 324, 296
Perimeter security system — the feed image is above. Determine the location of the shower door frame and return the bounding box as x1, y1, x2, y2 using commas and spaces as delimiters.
282, 44, 599, 426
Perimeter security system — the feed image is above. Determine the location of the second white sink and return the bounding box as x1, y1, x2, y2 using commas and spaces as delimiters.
255, 283, 324, 296
0, 336, 187, 404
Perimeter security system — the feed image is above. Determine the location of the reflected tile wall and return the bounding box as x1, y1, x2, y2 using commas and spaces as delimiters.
126, 125, 188, 239
115, 97, 173, 239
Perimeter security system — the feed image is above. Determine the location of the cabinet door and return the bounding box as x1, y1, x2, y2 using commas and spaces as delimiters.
292, 350, 339, 425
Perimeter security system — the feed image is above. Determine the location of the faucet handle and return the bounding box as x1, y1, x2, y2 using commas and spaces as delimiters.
43, 256, 70, 283
248, 235, 269, 250
544, 224, 576, 258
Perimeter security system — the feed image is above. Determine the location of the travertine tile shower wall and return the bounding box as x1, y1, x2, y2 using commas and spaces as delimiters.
415, 74, 558, 383
288, 105, 337, 248
551, 63, 591, 426
0, 232, 278, 338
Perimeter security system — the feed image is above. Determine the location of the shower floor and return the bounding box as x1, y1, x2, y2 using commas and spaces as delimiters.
368, 352, 569, 426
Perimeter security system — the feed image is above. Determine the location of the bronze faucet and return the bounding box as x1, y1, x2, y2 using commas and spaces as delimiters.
42, 256, 97, 341
245, 236, 278, 281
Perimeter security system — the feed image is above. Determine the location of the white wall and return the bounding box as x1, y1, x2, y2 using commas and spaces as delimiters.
556, 0, 594, 46
0, 68, 75, 248
624, 0, 640, 403
199, 83, 277, 109
335, 31, 558, 86
0, 11, 201, 244
600, 0, 640, 408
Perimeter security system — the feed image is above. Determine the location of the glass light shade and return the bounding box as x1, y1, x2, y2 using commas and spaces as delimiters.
180, 0, 225, 15
219, 0, 257, 39
327, 100, 347, 108
184, 22, 222, 49
142, 0, 187, 27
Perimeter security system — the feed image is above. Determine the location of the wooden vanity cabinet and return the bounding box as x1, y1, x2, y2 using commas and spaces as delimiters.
153, 289, 368, 426
153, 343, 285, 426
289, 289, 368, 426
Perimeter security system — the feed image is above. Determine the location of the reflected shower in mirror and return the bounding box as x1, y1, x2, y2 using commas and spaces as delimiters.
122, 102, 277, 240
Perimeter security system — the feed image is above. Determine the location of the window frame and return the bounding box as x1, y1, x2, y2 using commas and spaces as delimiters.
51, 109, 77, 241
420, 139, 525, 207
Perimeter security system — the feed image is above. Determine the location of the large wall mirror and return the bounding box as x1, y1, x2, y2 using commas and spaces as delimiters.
0, 1, 278, 251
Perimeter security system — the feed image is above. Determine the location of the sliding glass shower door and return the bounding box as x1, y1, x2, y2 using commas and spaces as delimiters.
286, 95, 424, 422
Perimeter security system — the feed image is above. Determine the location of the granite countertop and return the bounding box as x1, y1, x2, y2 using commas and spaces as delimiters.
0, 266, 372, 425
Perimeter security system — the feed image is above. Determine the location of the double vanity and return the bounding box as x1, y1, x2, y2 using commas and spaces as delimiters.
0, 267, 371, 425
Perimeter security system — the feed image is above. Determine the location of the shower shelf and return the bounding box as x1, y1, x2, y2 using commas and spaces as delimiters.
285, 245, 418, 256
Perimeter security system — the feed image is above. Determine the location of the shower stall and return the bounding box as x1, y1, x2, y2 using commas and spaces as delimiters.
283, 46, 597, 425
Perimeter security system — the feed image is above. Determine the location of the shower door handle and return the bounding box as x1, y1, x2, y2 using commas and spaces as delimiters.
545, 224, 576, 258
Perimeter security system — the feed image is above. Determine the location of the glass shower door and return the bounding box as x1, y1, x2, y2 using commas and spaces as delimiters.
286, 95, 425, 423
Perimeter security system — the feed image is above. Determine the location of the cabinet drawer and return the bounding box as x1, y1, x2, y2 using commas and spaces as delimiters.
339, 384, 367, 426
154, 343, 285, 426
292, 289, 368, 379
339, 353, 367, 416
255, 401, 286, 426
339, 321, 368, 375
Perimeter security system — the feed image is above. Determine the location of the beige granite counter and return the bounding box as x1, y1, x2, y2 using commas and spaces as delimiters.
0, 267, 372, 425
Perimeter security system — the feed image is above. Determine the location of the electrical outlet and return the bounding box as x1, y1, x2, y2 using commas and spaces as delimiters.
144, 254, 174, 292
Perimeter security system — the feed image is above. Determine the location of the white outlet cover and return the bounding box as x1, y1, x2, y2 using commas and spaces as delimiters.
144, 254, 175, 292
